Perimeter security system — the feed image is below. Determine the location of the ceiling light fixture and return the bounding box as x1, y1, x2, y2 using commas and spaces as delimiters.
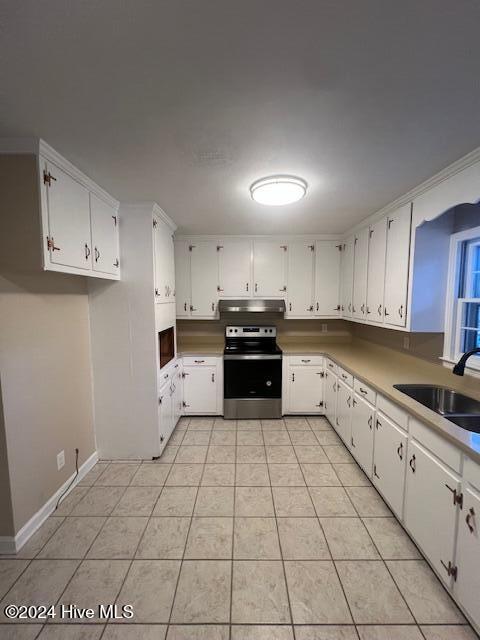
250, 175, 308, 206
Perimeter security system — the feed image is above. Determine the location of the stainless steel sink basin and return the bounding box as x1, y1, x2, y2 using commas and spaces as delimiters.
393, 384, 480, 432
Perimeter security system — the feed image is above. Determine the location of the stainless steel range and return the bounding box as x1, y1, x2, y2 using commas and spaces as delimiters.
223, 325, 282, 419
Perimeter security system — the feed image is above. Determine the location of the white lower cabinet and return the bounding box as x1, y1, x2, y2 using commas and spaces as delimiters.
158, 380, 174, 452
372, 412, 407, 517
350, 393, 374, 476
287, 364, 324, 413
335, 379, 352, 446
455, 484, 480, 628
182, 361, 219, 414
404, 440, 460, 585
324, 370, 338, 427
172, 364, 183, 426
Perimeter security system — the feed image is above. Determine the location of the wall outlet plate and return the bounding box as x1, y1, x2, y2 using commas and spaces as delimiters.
57, 450, 65, 471
321, 323, 328, 332
403, 336, 410, 350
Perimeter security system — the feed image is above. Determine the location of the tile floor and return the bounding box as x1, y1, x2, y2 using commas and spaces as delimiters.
1, 416, 477, 640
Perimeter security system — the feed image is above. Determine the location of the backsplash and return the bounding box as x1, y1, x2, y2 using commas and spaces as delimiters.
352, 323, 444, 363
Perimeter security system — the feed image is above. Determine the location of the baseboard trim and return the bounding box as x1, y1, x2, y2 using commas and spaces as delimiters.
0, 450, 98, 555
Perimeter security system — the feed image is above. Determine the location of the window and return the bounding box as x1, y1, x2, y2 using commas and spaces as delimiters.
444, 226, 480, 371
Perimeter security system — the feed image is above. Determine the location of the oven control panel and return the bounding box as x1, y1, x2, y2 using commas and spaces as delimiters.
225, 326, 276, 337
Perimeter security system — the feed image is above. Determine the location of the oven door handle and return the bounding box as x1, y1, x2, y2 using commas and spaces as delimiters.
224, 354, 282, 360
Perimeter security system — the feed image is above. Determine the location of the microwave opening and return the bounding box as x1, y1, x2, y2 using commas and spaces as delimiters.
159, 326, 175, 369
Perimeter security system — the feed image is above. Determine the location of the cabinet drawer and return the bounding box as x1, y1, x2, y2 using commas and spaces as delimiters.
337, 366, 353, 387
289, 355, 324, 367
410, 417, 461, 473
182, 356, 219, 367
377, 394, 408, 431
464, 457, 480, 492
354, 378, 376, 405
325, 358, 337, 375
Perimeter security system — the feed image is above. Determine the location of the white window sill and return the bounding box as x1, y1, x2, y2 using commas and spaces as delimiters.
440, 356, 480, 379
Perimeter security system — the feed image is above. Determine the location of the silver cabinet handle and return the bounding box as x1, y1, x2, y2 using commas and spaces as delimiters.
254, 283, 258, 293
359, 388, 368, 395
211, 373, 215, 382
368, 415, 373, 429
301, 359, 311, 363
398, 305, 404, 318
217, 286, 224, 292
397, 442, 403, 460
316, 302, 319, 312
373, 464, 380, 479
211, 302, 215, 312
289, 302, 292, 312
292, 373, 295, 382
184, 302, 187, 311
84, 243, 91, 260
378, 304, 382, 316
466, 507, 475, 533
94, 247, 100, 262
246, 282, 249, 291
194, 360, 205, 364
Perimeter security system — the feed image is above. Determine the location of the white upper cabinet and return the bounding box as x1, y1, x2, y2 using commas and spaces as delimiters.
218, 240, 251, 297
340, 236, 355, 318
286, 242, 314, 317
383, 204, 412, 327
153, 214, 175, 303
190, 241, 218, 317
366, 217, 387, 323
253, 241, 287, 297
90, 193, 119, 276
314, 240, 341, 317
174, 240, 191, 317
352, 227, 369, 320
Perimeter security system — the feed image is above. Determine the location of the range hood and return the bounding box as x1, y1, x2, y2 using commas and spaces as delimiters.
218, 299, 286, 316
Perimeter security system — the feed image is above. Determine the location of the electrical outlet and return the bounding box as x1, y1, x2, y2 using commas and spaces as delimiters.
57, 450, 65, 471
403, 336, 410, 350
321, 323, 328, 332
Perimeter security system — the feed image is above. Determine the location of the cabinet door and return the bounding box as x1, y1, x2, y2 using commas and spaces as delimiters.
174, 240, 191, 317
287, 242, 314, 317
455, 486, 480, 628
404, 440, 459, 583
183, 365, 217, 414
154, 216, 175, 303
366, 218, 387, 323
158, 385, 173, 452
288, 366, 323, 413
44, 161, 92, 270
384, 204, 412, 327
372, 413, 407, 517
315, 240, 341, 316
218, 241, 251, 297
172, 368, 183, 427
335, 380, 352, 446
340, 236, 355, 318
351, 394, 374, 476
324, 371, 338, 428
352, 227, 369, 320
190, 242, 218, 317
253, 241, 287, 297
90, 194, 119, 275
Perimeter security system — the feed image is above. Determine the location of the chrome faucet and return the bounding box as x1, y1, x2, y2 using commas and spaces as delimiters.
452, 348, 480, 376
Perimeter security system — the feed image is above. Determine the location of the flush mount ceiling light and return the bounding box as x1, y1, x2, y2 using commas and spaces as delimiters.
250, 175, 308, 206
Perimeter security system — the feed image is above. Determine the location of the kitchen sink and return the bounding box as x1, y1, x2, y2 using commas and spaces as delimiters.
393, 384, 480, 433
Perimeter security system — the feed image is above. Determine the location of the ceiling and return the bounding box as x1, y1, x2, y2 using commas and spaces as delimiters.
1, 1, 480, 235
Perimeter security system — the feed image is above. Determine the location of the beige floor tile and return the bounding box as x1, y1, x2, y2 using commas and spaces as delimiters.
201, 463, 235, 486
87, 517, 148, 558
71, 486, 126, 516
38, 626, 104, 639
213, 418, 236, 430
320, 517, 379, 559
131, 464, 171, 486
236, 446, 266, 463
207, 445, 236, 463
262, 431, 291, 445
285, 560, 352, 624
277, 518, 330, 560
314, 431, 342, 446
294, 446, 328, 463
420, 625, 478, 640
234, 518, 281, 559
95, 463, 140, 486
336, 560, 414, 624
235, 487, 274, 516
195, 486, 234, 516
323, 446, 354, 464
38, 517, 106, 559
177, 417, 190, 429
333, 464, 371, 486
136, 517, 190, 559
165, 464, 204, 486
103, 625, 167, 639
268, 463, 305, 486
386, 560, 465, 624
237, 431, 264, 446
232, 560, 290, 623
232, 626, 294, 640
345, 487, 391, 517
116, 560, 180, 622
309, 487, 356, 517
153, 487, 197, 516
175, 446, 208, 464
235, 464, 270, 486
357, 626, 423, 640
78, 462, 110, 486
284, 417, 310, 430
55, 486, 89, 516
188, 418, 214, 430
301, 463, 341, 486
210, 431, 236, 445
14, 517, 65, 558
57, 559, 129, 622
0, 560, 79, 617
112, 487, 161, 516
181, 431, 211, 446
168, 625, 229, 640
171, 560, 231, 623
185, 517, 233, 559
0, 560, 30, 599
362, 518, 421, 559
295, 625, 358, 640
266, 446, 297, 463
289, 431, 318, 445
236, 419, 261, 430
169, 430, 186, 445
261, 419, 287, 430
272, 487, 315, 516
158, 445, 179, 463
307, 417, 332, 431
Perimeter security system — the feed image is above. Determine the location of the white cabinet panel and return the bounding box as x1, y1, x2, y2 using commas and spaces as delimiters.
404, 440, 459, 584
44, 161, 92, 270
190, 241, 218, 317
324, 371, 338, 428
352, 227, 369, 320
455, 486, 480, 628
183, 365, 218, 413
366, 218, 387, 323
174, 240, 191, 317
253, 241, 287, 297
384, 205, 412, 327
218, 240, 252, 297
372, 413, 407, 517
154, 215, 175, 303
315, 240, 341, 317
340, 236, 355, 318
288, 366, 324, 413
158, 381, 174, 453
335, 379, 352, 446
90, 194, 119, 276
351, 393, 374, 476
172, 364, 183, 428
287, 242, 314, 317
